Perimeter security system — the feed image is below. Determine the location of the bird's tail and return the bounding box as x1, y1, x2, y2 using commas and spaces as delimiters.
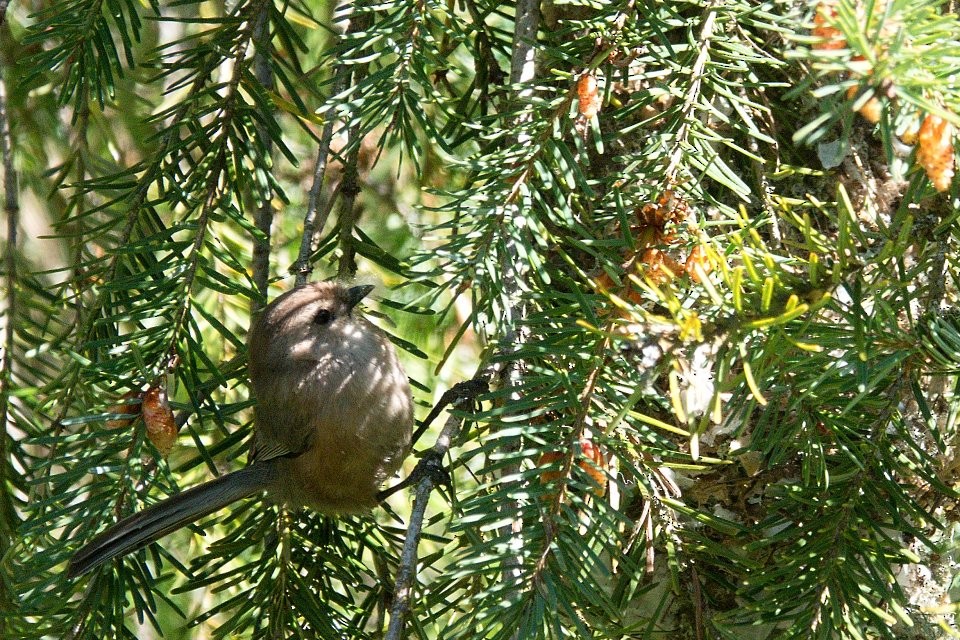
68, 462, 277, 578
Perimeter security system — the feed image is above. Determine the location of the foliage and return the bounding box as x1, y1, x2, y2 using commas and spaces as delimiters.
3, 0, 960, 638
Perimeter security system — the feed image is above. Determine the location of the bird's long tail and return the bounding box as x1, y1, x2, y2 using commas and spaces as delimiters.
68, 462, 277, 578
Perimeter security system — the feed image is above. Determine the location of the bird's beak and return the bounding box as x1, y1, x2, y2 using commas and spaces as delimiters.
345, 284, 375, 311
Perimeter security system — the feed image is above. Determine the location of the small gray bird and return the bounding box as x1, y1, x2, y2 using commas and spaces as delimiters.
68, 282, 413, 577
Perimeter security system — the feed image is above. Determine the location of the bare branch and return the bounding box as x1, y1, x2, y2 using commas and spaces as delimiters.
251, 3, 275, 306
665, 4, 718, 181
489, 0, 542, 621
0, 28, 19, 545
295, 2, 369, 286
385, 380, 486, 640
295, 111, 340, 287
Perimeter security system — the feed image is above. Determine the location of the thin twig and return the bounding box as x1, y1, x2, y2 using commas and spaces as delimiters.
39, 0, 269, 486
166, 3, 274, 431
295, 113, 340, 287
747, 121, 782, 248
250, 3, 274, 306
691, 565, 704, 640
331, 17, 373, 281
294, 2, 368, 286
385, 380, 484, 640
0, 27, 19, 547
174, 355, 245, 430
409, 380, 488, 448
336, 142, 363, 280
492, 0, 541, 620
926, 242, 947, 316
533, 344, 610, 580
384, 465, 433, 640
510, 0, 539, 103
664, 4, 718, 182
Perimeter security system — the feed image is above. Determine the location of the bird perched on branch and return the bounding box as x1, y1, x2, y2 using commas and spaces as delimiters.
69, 282, 413, 577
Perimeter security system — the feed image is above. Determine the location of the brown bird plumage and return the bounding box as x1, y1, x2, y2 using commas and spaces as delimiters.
68, 282, 413, 577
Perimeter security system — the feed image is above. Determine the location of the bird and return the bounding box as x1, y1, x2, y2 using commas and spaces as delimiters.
68, 282, 413, 578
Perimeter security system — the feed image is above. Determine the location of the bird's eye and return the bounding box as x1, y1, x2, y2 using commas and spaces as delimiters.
313, 309, 334, 325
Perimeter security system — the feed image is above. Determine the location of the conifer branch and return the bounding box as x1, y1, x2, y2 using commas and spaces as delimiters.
251, 3, 275, 304
0, 33, 19, 557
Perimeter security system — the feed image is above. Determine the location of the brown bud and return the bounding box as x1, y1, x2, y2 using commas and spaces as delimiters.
640, 248, 684, 285
846, 85, 882, 124
539, 438, 607, 499
812, 1, 846, 51
637, 190, 689, 229
577, 73, 601, 119
685, 245, 714, 283
142, 386, 178, 457
106, 391, 142, 429
917, 113, 956, 193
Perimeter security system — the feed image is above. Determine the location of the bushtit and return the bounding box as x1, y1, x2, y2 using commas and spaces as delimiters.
68, 282, 413, 577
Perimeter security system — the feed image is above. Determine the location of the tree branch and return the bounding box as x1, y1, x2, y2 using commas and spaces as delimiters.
295, 2, 370, 286
251, 2, 275, 306
385, 379, 486, 640
490, 0, 541, 618
0, 22, 19, 555
295, 107, 340, 287
665, 3, 717, 182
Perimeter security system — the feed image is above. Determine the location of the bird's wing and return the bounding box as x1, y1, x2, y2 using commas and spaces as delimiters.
249, 427, 311, 463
